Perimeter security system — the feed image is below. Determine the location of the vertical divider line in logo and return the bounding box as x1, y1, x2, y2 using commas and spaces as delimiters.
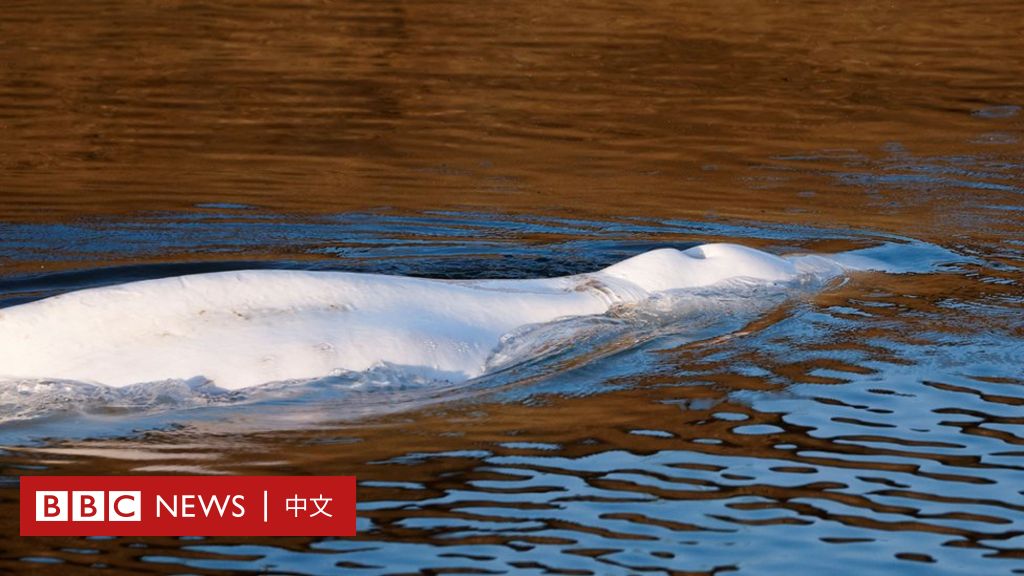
263, 490, 268, 523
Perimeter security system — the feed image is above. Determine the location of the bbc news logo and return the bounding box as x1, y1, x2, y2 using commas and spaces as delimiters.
36, 491, 141, 522
21, 476, 356, 536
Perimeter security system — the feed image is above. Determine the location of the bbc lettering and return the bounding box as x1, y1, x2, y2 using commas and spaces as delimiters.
36, 491, 141, 522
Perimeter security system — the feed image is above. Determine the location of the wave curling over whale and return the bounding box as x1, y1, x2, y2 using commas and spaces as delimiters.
0, 243, 877, 391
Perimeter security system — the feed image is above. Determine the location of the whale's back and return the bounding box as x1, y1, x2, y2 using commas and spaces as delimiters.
0, 245, 850, 390
597, 244, 800, 293
0, 269, 606, 388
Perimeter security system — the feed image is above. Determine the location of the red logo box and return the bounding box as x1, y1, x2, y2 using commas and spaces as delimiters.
21, 476, 356, 536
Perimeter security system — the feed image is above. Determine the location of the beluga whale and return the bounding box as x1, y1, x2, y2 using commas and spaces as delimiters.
0, 244, 858, 390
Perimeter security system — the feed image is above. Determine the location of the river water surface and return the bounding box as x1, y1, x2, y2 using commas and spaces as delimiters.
1, 0, 1023, 574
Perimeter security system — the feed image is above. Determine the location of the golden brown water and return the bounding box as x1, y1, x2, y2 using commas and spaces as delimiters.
1, 0, 1023, 574
2, 0, 1021, 231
